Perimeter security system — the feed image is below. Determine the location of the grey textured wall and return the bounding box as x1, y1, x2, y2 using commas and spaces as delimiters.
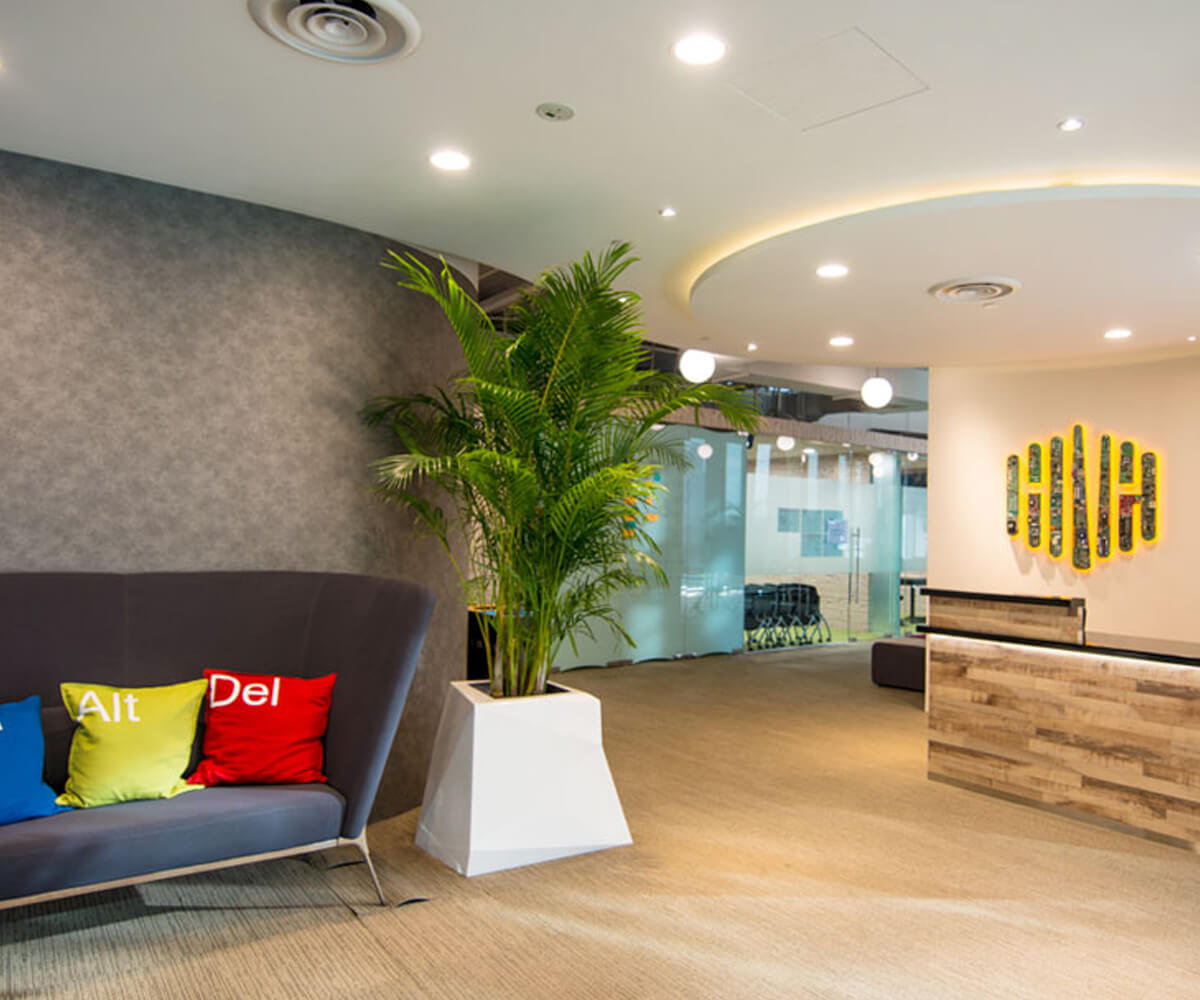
0, 149, 465, 816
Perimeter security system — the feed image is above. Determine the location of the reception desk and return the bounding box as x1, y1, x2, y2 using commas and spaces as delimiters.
922, 588, 1200, 851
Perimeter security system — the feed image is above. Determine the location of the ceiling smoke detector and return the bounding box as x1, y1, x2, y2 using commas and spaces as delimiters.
535, 102, 575, 122
928, 276, 1021, 304
249, 0, 421, 63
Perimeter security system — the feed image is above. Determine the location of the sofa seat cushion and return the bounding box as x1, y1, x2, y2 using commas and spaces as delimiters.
0, 784, 345, 902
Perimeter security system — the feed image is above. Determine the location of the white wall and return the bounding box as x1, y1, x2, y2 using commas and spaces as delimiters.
928, 356, 1199, 642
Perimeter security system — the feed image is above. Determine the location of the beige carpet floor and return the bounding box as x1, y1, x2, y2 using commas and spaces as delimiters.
4, 645, 1200, 999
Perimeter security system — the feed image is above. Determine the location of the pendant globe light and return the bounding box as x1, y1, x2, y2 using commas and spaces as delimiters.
860, 371, 893, 409
678, 348, 716, 383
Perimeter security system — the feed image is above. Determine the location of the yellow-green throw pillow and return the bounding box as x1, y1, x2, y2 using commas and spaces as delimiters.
57, 679, 208, 808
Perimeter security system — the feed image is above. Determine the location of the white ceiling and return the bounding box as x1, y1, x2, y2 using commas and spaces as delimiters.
2, 1, 1199, 369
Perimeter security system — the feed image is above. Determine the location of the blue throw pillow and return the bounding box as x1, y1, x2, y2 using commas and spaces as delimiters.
0, 695, 70, 824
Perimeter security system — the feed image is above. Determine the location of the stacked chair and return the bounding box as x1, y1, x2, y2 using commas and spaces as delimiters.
743, 582, 831, 650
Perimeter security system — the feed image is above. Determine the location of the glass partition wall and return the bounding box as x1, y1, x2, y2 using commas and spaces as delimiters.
554, 428, 927, 670
745, 441, 908, 644
554, 424, 746, 670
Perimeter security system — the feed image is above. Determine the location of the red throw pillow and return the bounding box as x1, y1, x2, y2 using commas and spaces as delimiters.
188, 670, 337, 786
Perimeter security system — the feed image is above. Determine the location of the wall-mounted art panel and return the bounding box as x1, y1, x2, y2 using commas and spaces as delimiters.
1006, 425, 1161, 571
1006, 455, 1020, 537
1027, 443, 1042, 484
1097, 434, 1112, 559
1071, 424, 1090, 571
1048, 436, 1064, 558
1142, 453, 1158, 542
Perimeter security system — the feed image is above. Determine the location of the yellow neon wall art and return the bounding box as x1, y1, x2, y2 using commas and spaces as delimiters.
1005, 424, 1160, 572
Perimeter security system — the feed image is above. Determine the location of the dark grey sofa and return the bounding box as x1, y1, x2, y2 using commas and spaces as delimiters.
0, 571, 435, 910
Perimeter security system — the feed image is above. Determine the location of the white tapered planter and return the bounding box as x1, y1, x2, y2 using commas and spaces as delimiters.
415, 680, 632, 877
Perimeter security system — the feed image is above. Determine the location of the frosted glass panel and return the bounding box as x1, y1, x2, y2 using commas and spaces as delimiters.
745, 443, 908, 642
866, 453, 901, 635
555, 425, 745, 670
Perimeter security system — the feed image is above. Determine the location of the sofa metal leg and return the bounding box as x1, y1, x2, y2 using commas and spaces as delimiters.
344, 832, 388, 906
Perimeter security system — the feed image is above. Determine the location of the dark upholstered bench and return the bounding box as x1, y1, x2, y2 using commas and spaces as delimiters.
871, 636, 926, 692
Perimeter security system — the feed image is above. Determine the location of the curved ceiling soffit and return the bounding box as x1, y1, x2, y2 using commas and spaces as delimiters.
675, 174, 1200, 312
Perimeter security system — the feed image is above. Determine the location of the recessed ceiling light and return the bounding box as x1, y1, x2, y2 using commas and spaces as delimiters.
1057, 116, 1086, 133
816, 263, 849, 279
658, 206, 678, 218
1104, 328, 1132, 340
696, 442, 715, 460
672, 33, 726, 65
776, 435, 795, 452
1189, 335, 1198, 343
429, 149, 470, 171
747, 342, 758, 352
802, 447, 817, 455
907, 452, 920, 461
828, 335, 854, 348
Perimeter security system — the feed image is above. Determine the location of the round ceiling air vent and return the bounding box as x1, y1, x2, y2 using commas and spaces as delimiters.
928, 276, 1021, 304
249, 0, 421, 63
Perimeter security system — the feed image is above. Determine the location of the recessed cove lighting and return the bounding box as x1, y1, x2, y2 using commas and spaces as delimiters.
1104, 328, 1133, 340
816, 263, 849, 279
828, 335, 854, 348
659, 206, 678, 218
429, 149, 470, 171
1057, 116, 1086, 133
673, 32, 726, 65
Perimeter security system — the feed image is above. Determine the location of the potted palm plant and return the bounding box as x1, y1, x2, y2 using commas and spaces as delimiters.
363, 241, 757, 875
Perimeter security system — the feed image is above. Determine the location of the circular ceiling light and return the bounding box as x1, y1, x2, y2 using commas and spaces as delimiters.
776, 435, 795, 452
868, 451, 887, 467
696, 442, 715, 460
249, 0, 421, 63
929, 276, 1020, 304
429, 149, 470, 171
816, 263, 849, 279
860, 375, 894, 409
678, 348, 716, 383
906, 451, 920, 461
659, 206, 678, 218
1104, 327, 1133, 340
829, 335, 854, 348
1057, 116, 1086, 132
1188, 335, 1198, 343
747, 342, 758, 352
672, 32, 726, 65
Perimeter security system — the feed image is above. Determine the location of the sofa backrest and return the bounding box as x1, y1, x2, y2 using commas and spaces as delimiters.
0, 571, 435, 838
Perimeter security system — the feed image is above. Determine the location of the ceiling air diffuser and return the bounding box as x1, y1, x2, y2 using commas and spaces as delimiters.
249, 0, 421, 63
